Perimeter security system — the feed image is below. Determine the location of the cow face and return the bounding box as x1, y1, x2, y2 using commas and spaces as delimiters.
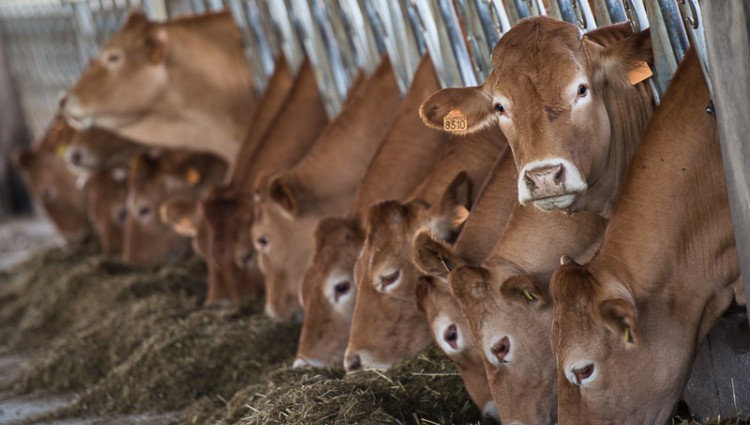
123, 151, 226, 266
420, 17, 652, 215
294, 217, 363, 368
13, 120, 92, 243
86, 166, 129, 255
344, 173, 471, 372
65, 126, 142, 172
450, 263, 557, 425
251, 176, 318, 322
550, 260, 692, 424
415, 276, 499, 424
62, 11, 168, 131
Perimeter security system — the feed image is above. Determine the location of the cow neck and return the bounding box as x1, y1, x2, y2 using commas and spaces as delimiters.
410, 125, 506, 206
238, 58, 329, 197
452, 145, 518, 264
349, 54, 449, 218
284, 56, 401, 215
228, 55, 295, 188
592, 49, 738, 307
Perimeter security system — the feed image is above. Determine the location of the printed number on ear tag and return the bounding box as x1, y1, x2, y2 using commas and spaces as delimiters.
443, 109, 468, 133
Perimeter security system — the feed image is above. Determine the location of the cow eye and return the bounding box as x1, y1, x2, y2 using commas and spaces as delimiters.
333, 281, 351, 302
138, 205, 151, 219
577, 85, 588, 98
378, 269, 401, 291
494, 103, 505, 113
104, 51, 122, 66
256, 235, 270, 250
443, 324, 459, 350
116, 207, 128, 224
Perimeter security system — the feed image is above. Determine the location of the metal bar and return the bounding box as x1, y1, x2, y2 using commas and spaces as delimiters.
655, 0, 689, 63
600, 0, 627, 24
554, 0, 577, 26
266, 0, 304, 73
701, 0, 750, 324
488, 0, 512, 35
676, 0, 711, 95
572, 0, 597, 31
435, 0, 478, 86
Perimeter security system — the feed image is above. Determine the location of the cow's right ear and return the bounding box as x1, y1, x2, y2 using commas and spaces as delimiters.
144, 27, 167, 64
269, 176, 298, 219
427, 171, 472, 242
160, 197, 198, 237
598, 297, 639, 347
412, 229, 459, 278
449, 265, 489, 304
420, 86, 495, 134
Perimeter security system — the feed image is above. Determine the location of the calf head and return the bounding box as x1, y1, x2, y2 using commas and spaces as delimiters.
550, 259, 711, 424
123, 151, 227, 266
420, 17, 652, 215
65, 126, 142, 172
415, 276, 498, 424
450, 262, 557, 425
13, 119, 92, 243
251, 175, 320, 322
85, 166, 129, 255
295, 217, 363, 368
344, 173, 471, 372
62, 11, 168, 130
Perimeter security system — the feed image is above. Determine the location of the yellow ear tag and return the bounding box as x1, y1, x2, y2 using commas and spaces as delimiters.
628, 61, 653, 85
624, 326, 631, 344
453, 205, 470, 227
55, 144, 68, 158
443, 109, 468, 133
522, 289, 534, 301
185, 168, 201, 186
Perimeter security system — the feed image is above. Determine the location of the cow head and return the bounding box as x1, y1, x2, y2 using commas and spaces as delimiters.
550, 259, 698, 424
344, 173, 471, 372
62, 11, 168, 131
295, 217, 364, 368
415, 275, 499, 424
13, 119, 92, 243
450, 262, 557, 425
85, 166, 129, 255
251, 174, 319, 322
123, 151, 227, 266
420, 17, 652, 216
65, 126, 142, 172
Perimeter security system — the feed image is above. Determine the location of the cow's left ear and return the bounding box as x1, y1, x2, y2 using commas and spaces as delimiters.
598, 297, 639, 347
500, 274, 546, 307
427, 171, 472, 241
160, 197, 198, 236
588, 27, 652, 87
269, 176, 298, 219
420, 86, 496, 134
412, 229, 461, 278
144, 27, 167, 64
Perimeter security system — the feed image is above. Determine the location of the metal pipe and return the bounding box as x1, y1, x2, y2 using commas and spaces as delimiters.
655, 0, 689, 63
676, 0, 712, 95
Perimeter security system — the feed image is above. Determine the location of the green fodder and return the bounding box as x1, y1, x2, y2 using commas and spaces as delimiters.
235, 346, 481, 425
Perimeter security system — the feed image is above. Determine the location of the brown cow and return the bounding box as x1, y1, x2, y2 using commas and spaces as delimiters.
294, 54, 450, 368
251, 56, 401, 322
13, 117, 92, 243
61, 10, 255, 164
344, 123, 507, 372
415, 276, 499, 424
64, 126, 142, 173
420, 17, 654, 218
84, 165, 129, 255
123, 150, 227, 266
550, 49, 742, 425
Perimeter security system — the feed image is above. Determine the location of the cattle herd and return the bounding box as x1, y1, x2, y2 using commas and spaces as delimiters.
11, 7, 744, 425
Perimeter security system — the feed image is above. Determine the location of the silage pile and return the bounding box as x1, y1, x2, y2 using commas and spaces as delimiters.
0, 243, 747, 425
0, 243, 482, 425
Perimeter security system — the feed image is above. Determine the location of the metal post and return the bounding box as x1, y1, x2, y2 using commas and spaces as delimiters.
675, 0, 711, 95
266, 0, 304, 73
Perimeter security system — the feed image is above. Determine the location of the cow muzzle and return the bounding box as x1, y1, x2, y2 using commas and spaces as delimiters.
517, 159, 587, 212
61, 94, 94, 130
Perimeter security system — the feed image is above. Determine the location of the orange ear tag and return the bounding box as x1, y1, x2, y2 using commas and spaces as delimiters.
443, 109, 468, 133
628, 61, 653, 85
185, 168, 201, 186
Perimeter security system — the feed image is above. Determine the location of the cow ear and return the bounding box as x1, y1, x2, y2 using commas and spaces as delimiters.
420, 86, 495, 134
124, 10, 149, 29
269, 176, 298, 218
428, 172, 472, 241
449, 265, 489, 304
144, 27, 167, 64
415, 275, 436, 314
12, 148, 34, 170
160, 197, 198, 237
412, 229, 460, 278
589, 27, 653, 87
500, 274, 546, 307
598, 298, 639, 347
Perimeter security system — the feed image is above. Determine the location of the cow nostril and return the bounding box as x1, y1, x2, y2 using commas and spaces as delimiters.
573, 363, 595, 384
345, 353, 362, 372
379, 269, 400, 291
553, 164, 565, 185
491, 336, 510, 363
524, 171, 538, 190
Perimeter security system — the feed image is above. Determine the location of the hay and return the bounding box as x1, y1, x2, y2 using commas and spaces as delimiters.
0, 244, 747, 425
